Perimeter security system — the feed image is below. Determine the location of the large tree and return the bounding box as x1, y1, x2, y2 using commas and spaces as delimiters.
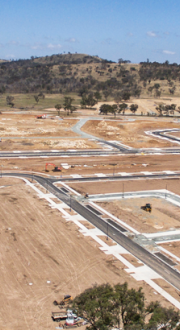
73, 284, 114, 330
72, 283, 180, 330
112, 283, 144, 329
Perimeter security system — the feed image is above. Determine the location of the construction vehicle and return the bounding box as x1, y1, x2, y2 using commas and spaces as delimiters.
141, 203, 152, 213
45, 163, 62, 172
53, 295, 73, 306
51, 309, 76, 322
36, 114, 46, 119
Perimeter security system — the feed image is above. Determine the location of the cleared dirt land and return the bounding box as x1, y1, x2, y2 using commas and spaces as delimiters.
0, 177, 178, 330
0, 114, 101, 150
96, 197, 180, 233
0, 115, 78, 137
82, 119, 180, 147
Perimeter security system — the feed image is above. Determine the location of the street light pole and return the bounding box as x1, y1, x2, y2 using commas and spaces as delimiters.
106, 220, 109, 240
165, 184, 167, 199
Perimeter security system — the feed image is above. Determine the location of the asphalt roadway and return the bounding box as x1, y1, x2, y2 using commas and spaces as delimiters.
3, 172, 180, 291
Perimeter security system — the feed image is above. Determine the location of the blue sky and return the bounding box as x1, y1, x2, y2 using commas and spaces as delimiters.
0, 0, 179, 63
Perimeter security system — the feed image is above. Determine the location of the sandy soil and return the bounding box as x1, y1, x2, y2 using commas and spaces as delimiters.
0, 177, 176, 330
167, 131, 180, 138
82, 119, 180, 147
96, 198, 180, 233
0, 115, 78, 137
0, 138, 99, 151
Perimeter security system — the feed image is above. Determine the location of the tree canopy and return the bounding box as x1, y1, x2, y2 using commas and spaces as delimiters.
72, 283, 180, 330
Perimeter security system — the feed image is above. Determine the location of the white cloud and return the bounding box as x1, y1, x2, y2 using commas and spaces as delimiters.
30, 43, 62, 50
47, 43, 62, 49
163, 50, 175, 55
147, 31, 157, 37
65, 38, 77, 43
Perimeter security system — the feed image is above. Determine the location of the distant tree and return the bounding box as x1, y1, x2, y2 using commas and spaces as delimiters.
55, 104, 62, 115
154, 83, 160, 90
156, 104, 164, 116
148, 86, 154, 95
103, 90, 110, 101
63, 96, 74, 115
99, 104, 112, 115
130, 104, 138, 113
38, 92, 45, 99
122, 92, 131, 101
133, 88, 141, 98
114, 92, 122, 104
0, 85, 6, 94
154, 89, 161, 98
94, 91, 102, 101
169, 86, 176, 95
34, 95, 39, 104
81, 93, 97, 108
111, 104, 118, 117
70, 105, 77, 114
6, 95, 14, 107
119, 103, 128, 113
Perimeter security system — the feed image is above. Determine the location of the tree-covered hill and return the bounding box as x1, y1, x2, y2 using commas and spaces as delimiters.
0, 54, 179, 99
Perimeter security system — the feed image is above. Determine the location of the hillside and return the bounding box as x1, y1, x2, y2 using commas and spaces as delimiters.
0, 53, 180, 99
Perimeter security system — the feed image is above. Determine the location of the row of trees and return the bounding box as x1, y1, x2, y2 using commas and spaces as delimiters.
72, 283, 180, 330
155, 103, 178, 116
99, 103, 138, 115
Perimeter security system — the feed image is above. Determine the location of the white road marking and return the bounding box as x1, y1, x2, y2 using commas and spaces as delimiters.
95, 173, 107, 177
70, 174, 82, 178
163, 171, 175, 174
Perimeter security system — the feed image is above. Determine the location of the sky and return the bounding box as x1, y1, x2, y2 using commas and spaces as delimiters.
0, 0, 180, 63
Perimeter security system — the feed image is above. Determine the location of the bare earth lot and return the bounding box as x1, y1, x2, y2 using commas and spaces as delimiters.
0, 115, 78, 136
82, 119, 180, 147
0, 115, 104, 151
0, 138, 98, 151
1, 178, 176, 330
96, 197, 180, 233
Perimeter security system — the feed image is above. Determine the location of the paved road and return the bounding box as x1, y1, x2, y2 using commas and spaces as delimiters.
2, 172, 180, 291
152, 129, 180, 144
54, 172, 180, 182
